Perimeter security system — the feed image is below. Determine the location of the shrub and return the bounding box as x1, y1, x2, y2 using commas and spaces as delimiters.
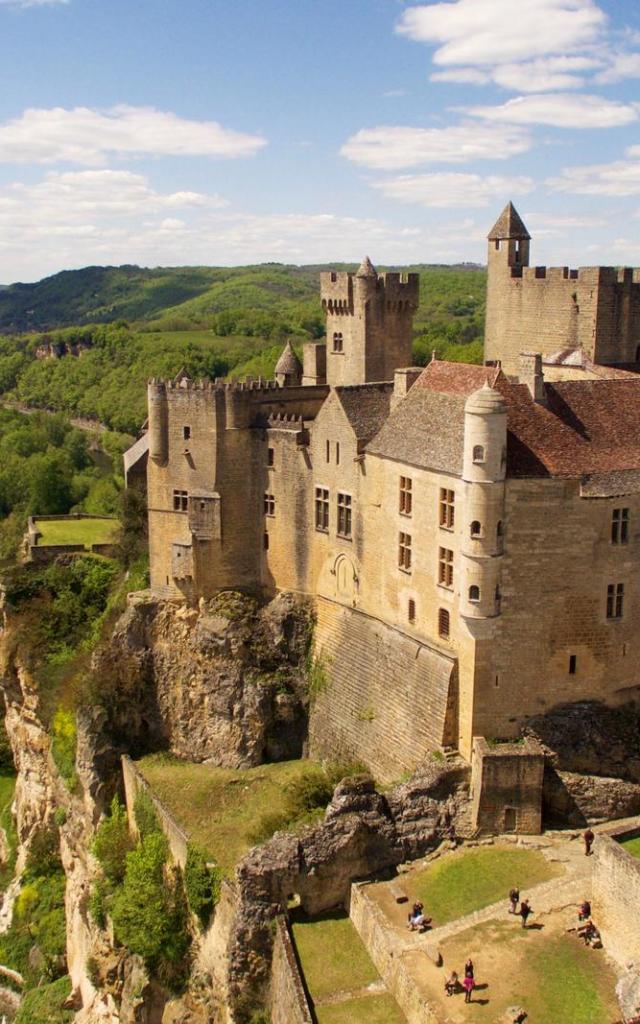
25, 827, 61, 880
184, 844, 222, 928
92, 796, 133, 885
133, 789, 161, 840
89, 879, 107, 930
14, 976, 74, 1024
51, 709, 77, 790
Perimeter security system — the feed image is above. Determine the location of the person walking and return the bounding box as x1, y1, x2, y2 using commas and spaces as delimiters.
464, 958, 474, 979
583, 828, 595, 856
519, 898, 532, 928
509, 886, 520, 914
463, 973, 476, 1003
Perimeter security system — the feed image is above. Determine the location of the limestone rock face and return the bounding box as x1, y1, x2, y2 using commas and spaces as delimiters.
544, 768, 640, 826
92, 591, 312, 767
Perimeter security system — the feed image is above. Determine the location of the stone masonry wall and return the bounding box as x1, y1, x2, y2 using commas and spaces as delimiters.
121, 754, 189, 866
592, 832, 640, 968
270, 917, 313, 1024
309, 597, 456, 782
470, 737, 544, 834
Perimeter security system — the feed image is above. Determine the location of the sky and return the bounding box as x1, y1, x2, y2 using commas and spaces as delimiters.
2, 0, 640, 282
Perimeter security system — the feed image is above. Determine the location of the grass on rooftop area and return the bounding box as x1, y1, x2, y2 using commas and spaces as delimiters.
291, 909, 379, 1000
315, 993, 406, 1024
135, 754, 322, 873
411, 845, 561, 926
620, 834, 640, 859
36, 517, 118, 549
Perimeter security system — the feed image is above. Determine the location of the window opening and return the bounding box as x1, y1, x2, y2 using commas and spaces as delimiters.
268, 447, 275, 467
408, 598, 416, 624
497, 520, 504, 538
469, 585, 480, 601
606, 582, 624, 619
472, 445, 485, 464
332, 332, 343, 353
438, 608, 450, 638
337, 492, 352, 538
439, 488, 455, 529
398, 532, 412, 572
569, 654, 577, 674
611, 508, 629, 544
173, 489, 188, 511
470, 520, 481, 537
438, 547, 454, 588
326, 439, 330, 463
263, 533, 269, 551
183, 425, 191, 440
264, 493, 276, 517
336, 441, 340, 465
315, 486, 329, 532
399, 476, 412, 516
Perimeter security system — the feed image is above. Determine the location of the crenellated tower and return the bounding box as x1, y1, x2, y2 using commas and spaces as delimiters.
318, 258, 419, 386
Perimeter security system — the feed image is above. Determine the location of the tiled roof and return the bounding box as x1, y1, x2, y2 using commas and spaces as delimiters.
335, 383, 393, 449
487, 201, 531, 241
367, 359, 640, 479
275, 340, 303, 375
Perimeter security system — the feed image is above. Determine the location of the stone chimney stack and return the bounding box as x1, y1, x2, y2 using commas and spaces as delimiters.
519, 352, 546, 404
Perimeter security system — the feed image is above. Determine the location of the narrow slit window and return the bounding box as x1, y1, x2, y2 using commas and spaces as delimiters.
408, 598, 416, 624
336, 441, 340, 465
326, 439, 330, 463
267, 447, 275, 467
183, 425, 191, 440
263, 533, 269, 551
438, 608, 450, 639
569, 654, 577, 674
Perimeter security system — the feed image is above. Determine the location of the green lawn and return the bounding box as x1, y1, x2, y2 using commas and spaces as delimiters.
620, 834, 640, 859
316, 994, 406, 1024
291, 910, 379, 1000
411, 846, 561, 926
135, 754, 321, 873
512, 934, 620, 1024
35, 517, 118, 548
0, 775, 17, 891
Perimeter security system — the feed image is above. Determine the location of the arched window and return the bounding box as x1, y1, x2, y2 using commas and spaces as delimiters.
469, 585, 480, 602
438, 608, 450, 639
332, 332, 343, 353
408, 598, 416, 624
470, 520, 481, 537
496, 520, 504, 538
473, 445, 485, 464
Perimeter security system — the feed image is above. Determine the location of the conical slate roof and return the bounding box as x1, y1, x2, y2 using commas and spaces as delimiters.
275, 340, 302, 375
356, 255, 377, 278
488, 202, 530, 241
465, 381, 507, 415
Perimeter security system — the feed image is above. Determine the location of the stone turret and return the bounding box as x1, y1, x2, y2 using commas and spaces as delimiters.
460, 383, 507, 620
147, 379, 168, 465
275, 340, 303, 387
488, 201, 531, 271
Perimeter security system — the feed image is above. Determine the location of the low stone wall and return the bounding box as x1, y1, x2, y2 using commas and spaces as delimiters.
592, 829, 640, 968
28, 543, 86, 563
349, 882, 441, 1024
270, 916, 313, 1024
121, 754, 189, 867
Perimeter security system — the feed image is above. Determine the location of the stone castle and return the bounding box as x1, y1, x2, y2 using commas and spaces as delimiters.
125, 202, 640, 809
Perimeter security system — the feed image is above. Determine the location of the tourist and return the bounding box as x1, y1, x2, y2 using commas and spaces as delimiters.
583, 827, 595, 856
578, 919, 601, 948
464, 958, 474, 979
519, 898, 532, 928
578, 899, 591, 921
509, 886, 520, 914
444, 970, 459, 996
407, 901, 431, 932
463, 973, 476, 1003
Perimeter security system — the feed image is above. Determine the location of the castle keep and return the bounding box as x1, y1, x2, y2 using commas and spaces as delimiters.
129, 205, 640, 800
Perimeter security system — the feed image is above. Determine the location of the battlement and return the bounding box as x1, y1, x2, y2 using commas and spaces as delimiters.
320, 267, 419, 314
149, 376, 283, 396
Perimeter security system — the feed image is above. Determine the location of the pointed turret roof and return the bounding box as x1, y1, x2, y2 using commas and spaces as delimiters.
488, 202, 530, 241
356, 255, 377, 278
275, 340, 302, 376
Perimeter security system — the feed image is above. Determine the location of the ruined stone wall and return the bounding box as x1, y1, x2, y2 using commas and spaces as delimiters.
470, 737, 544, 834
270, 917, 313, 1024
309, 598, 456, 782
592, 832, 640, 968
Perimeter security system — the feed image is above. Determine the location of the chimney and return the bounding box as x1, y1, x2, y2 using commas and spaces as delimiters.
519, 352, 546, 403
392, 367, 423, 410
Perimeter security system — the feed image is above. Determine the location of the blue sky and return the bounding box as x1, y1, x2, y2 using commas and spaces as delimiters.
2, 0, 640, 281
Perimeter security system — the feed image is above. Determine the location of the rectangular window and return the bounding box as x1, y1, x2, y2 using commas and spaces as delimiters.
611, 507, 629, 544
439, 488, 455, 529
264, 493, 275, 517
569, 654, 577, 675
606, 582, 624, 619
326, 439, 330, 463
267, 447, 275, 467
399, 476, 412, 516
337, 492, 352, 539
398, 531, 412, 572
263, 532, 269, 551
183, 425, 191, 441
173, 489, 188, 511
438, 547, 454, 588
315, 487, 329, 532
438, 608, 450, 639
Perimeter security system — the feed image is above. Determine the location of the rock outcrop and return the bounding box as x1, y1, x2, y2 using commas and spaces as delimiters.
92, 591, 312, 767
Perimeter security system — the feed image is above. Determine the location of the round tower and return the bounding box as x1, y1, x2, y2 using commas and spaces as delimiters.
147, 379, 168, 465
274, 340, 303, 387
460, 383, 507, 620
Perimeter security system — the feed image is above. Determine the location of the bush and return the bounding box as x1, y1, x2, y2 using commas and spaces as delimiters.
25, 827, 61, 880
0, 714, 14, 774
133, 789, 161, 840
14, 976, 74, 1024
184, 844, 222, 928
89, 879, 107, 930
92, 796, 133, 885
51, 709, 77, 789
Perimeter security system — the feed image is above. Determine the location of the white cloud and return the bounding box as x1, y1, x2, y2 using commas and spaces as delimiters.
0, 0, 68, 6
340, 122, 531, 170
465, 92, 637, 128
382, 89, 409, 98
371, 172, 535, 208
595, 51, 640, 83
546, 158, 640, 195
0, 105, 267, 165
430, 68, 491, 85
396, 0, 606, 68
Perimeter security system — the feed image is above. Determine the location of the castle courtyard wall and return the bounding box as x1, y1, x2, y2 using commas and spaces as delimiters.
592, 832, 640, 968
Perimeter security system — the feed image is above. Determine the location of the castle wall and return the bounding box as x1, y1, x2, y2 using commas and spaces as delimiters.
309, 598, 456, 782
592, 832, 640, 968
270, 917, 313, 1024
477, 479, 640, 740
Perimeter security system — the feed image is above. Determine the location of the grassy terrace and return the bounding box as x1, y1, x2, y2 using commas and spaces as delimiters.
135, 754, 321, 873
410, 846, 561, 925
291, 910, 406, 1024
620, 834, 640, 859
35, 517, 118, 548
